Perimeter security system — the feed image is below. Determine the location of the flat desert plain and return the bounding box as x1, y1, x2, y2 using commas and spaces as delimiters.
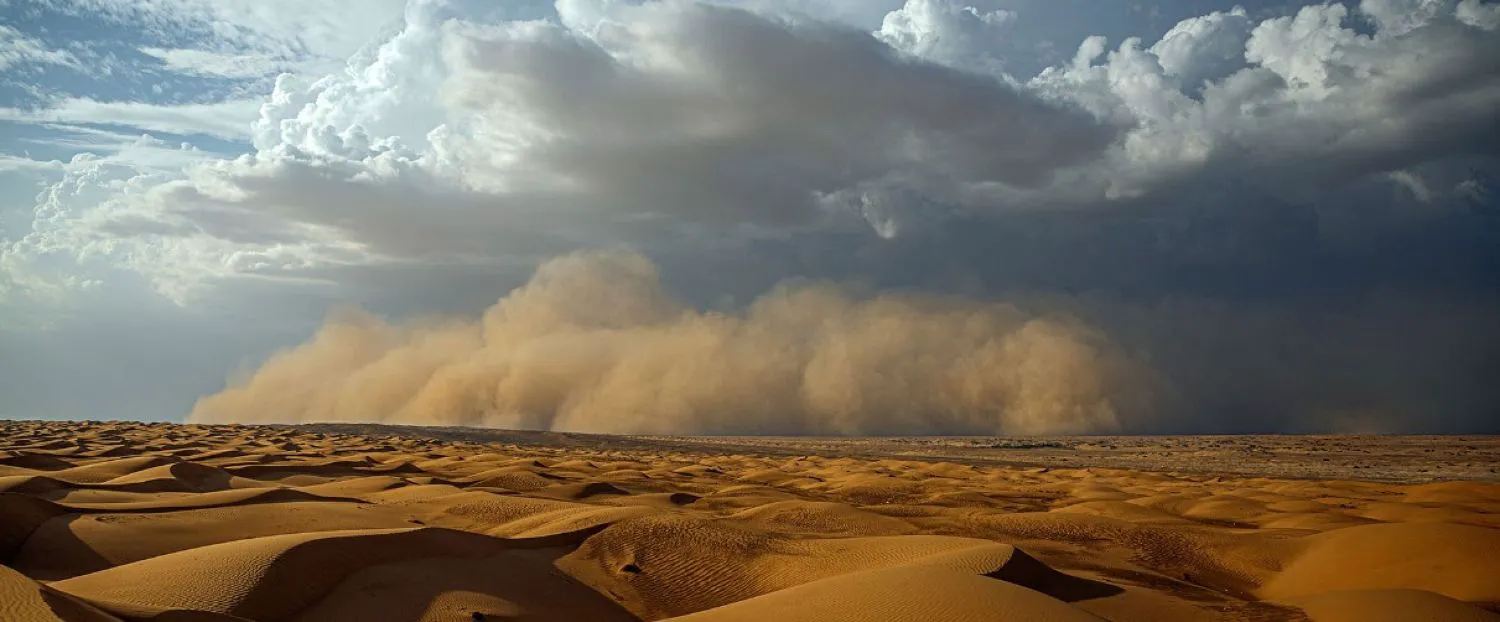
3, 421, 1499, 621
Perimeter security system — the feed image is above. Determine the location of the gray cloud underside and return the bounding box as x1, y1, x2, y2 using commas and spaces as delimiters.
7, 0, 1500, 433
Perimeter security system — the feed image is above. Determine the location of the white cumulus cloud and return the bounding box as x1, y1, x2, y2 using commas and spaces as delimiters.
4, 0, 1499, 313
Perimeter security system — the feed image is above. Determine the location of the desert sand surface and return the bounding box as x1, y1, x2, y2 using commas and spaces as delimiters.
3, 421, 1498, 621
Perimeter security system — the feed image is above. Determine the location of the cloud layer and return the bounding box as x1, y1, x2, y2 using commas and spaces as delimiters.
5, 0, 1500, 432
10, 0, 1499, 297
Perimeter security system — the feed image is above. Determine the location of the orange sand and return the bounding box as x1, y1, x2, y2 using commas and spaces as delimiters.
2, 420, 1497, 621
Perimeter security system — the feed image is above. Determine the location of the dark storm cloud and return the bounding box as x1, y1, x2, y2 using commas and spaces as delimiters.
9, 0, 1500, 434
444, 2, 1115, 224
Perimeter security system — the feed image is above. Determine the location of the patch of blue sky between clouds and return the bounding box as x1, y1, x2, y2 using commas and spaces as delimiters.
0, 2, 271, 177
2, 1, 268, 106
0, 120, 249, 162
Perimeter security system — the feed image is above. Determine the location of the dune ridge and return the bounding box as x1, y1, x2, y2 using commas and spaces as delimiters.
1, 420, 1496, 621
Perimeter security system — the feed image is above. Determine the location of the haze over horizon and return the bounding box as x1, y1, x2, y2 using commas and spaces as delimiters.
3, 0, 1499, 434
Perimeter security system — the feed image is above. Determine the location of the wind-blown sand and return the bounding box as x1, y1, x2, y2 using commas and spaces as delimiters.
2, 421, 1498, 621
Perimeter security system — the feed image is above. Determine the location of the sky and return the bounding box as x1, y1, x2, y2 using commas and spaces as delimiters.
1, 0, 1498, 434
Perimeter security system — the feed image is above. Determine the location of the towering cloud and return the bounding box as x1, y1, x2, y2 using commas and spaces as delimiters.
5, 0, 1499, 432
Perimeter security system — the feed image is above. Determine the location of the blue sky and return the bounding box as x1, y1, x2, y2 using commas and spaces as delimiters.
1, 0, 1498, 433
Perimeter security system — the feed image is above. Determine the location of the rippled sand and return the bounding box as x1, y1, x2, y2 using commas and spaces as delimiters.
3, 421, 1498, 621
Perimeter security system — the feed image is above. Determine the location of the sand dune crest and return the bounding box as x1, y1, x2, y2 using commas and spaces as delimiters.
2, 421, 1497, 622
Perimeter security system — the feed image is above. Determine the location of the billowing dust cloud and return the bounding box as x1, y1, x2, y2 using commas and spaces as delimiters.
190, 251, 1160, 434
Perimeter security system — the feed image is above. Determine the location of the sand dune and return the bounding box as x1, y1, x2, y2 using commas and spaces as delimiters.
1286, 589, 1500, 622
53, 527, 622, 620
293, 549, 636, 621
0, 565, 121, 622
663, 565, 1106, 622
1260, 522, 1500, 602
1, 420, 1497, 621
12, 500, 420, 580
